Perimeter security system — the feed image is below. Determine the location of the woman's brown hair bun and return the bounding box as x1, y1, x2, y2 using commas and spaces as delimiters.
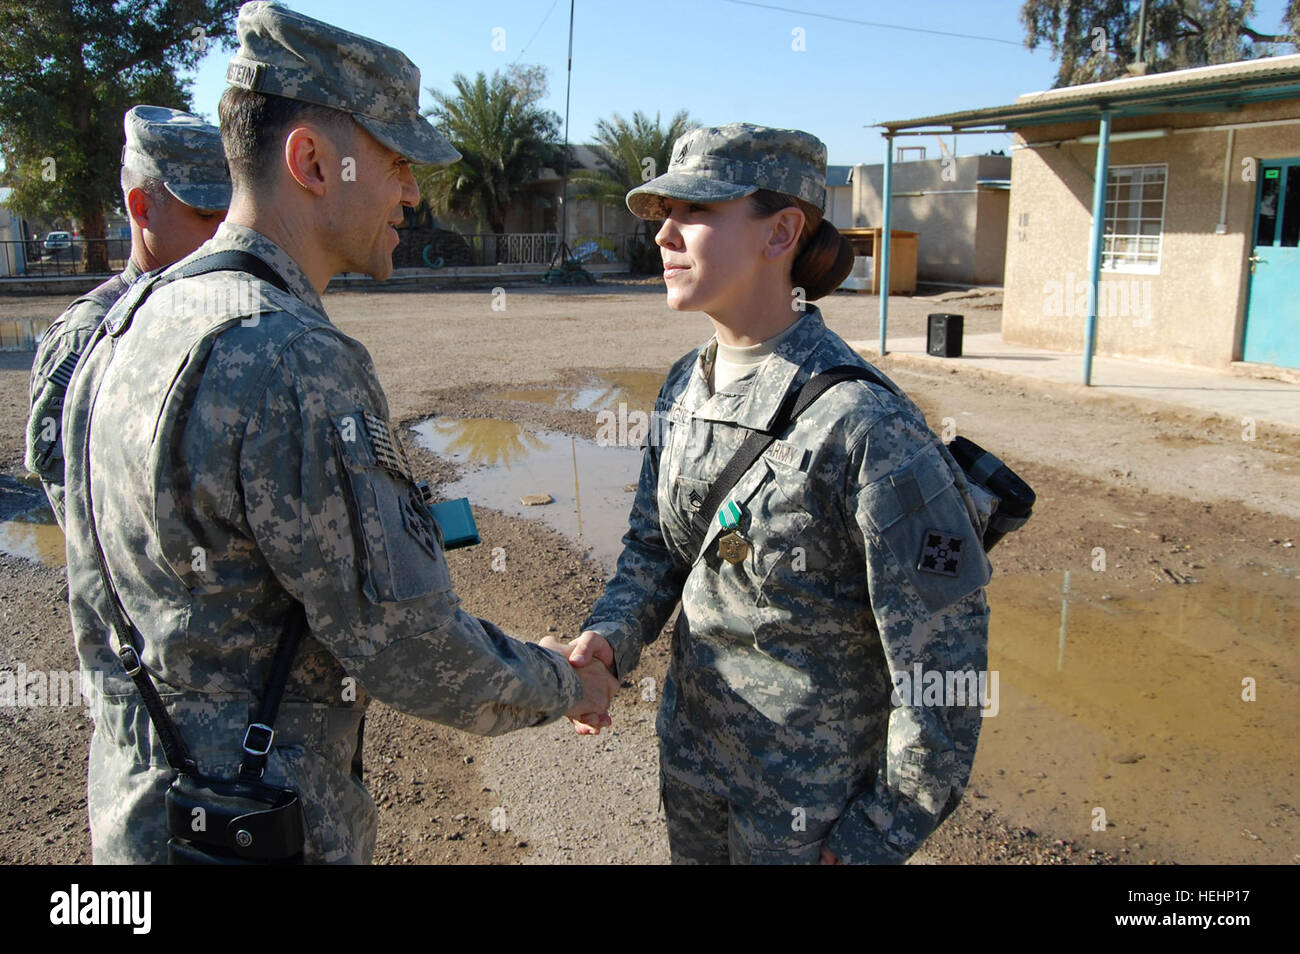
750, 189, 855, 300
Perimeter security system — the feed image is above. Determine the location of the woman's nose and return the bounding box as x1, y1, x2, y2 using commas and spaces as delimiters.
656, 217, 681, 249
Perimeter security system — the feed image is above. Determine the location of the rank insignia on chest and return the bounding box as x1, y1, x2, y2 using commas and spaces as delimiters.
918, 529, 964, 577
716, 500, 751, 564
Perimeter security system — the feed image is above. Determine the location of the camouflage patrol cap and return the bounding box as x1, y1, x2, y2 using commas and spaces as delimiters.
225, 1, 460, 166
122, 106, 232, 211
627, 122, 827, 220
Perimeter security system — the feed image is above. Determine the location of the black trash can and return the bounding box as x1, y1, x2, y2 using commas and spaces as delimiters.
927, 313, 963, 358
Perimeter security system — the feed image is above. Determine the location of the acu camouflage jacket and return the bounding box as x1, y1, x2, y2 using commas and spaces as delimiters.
582, 308, 993, 864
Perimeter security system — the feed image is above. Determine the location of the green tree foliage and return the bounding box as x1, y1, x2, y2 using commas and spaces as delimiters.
0, 0, 241, 270
570, 110, 696, 273
418, 66, 565, 235
1022, 0, 1300, 87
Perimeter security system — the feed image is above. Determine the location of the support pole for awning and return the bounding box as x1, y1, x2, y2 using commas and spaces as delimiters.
1083, 110, 1112, 386
879, 132, 894, 355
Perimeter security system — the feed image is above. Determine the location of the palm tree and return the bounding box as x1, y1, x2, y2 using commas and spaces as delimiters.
570, 110, 696, 273
419, 70, 566, 234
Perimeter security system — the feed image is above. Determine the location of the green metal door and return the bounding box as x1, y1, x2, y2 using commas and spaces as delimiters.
1243, 159, 1300, 368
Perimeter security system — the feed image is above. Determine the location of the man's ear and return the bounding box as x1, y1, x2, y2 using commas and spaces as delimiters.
126, 187, 153, 229
283, 125, 331, 196
764, 206, 806, 260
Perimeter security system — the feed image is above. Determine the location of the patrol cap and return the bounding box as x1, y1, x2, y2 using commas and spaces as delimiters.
627, 122, 827, 220
122, 106, 232, 211
225, 1, 461, 167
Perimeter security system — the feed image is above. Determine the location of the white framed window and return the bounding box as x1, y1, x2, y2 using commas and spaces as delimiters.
1102, 163, 1166, 273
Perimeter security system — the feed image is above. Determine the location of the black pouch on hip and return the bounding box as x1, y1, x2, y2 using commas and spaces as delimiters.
946, 435, 1036, 551
166, 774, 304, 865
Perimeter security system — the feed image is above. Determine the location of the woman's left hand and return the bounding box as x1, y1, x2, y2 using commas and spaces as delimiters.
820, 845, 841, 865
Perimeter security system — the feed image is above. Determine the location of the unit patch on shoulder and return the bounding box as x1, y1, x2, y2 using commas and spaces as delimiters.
362, 410, 413, 481
917, 529, 964, 577
400, 486, 438, 558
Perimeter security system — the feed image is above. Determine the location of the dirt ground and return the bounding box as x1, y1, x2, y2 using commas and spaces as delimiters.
1, 278, 1295, 865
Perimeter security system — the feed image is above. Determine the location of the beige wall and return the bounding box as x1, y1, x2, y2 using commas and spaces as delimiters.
1002, 99, 1300, 368
826, 185, 853, 229
974, 187, 1009, 285
851, 154, 1011, 283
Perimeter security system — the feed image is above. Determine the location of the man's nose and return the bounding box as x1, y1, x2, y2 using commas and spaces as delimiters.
400, 165, 419, 206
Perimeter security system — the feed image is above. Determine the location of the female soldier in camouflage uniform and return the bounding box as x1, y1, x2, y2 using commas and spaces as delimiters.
566, 123, 993, 864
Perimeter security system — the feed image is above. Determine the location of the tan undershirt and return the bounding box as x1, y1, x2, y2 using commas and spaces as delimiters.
710, 317, 805, 392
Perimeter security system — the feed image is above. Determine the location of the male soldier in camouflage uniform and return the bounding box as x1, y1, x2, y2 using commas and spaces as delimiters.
61, 0, 617, 864
26, 106, 230, 526
566, 124, 993, 863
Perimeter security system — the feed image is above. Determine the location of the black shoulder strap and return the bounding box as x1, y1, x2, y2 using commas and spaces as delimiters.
182, 249, 291, 294
79, 249, 302, 778
687, 364, 890, 559
104, 250, 291, 339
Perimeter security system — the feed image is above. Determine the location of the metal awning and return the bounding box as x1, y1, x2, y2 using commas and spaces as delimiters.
877, 54, 1300, 133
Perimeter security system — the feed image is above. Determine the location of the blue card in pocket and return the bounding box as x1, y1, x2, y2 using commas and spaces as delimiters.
429, 497, 480, 550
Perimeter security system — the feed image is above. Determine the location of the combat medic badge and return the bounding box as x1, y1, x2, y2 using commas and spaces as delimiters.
716, 500, 750, 565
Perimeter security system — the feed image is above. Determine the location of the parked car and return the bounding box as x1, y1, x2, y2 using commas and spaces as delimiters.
43, 231, 74, 258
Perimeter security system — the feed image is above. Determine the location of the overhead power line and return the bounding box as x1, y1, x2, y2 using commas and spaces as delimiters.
511, 0, 562, 66
718, 0, 1023, 46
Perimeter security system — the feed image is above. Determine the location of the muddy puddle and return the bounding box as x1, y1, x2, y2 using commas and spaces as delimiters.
0, 505, 65, 566
0, 317, 53, 351
410, 417, 641, 572
486, 370, 664, 415
977, 568, 1298, 863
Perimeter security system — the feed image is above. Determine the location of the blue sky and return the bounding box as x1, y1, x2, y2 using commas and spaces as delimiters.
184, 0, 1298, 166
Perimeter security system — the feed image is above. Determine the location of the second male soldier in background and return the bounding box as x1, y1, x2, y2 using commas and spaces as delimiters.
26, 105, 230, 525
61, 0, 617, 864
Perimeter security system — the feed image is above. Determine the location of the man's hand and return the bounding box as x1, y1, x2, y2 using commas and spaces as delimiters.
565, 630, 615, 670
540, 632, 618, 735
821, 845, 841, 865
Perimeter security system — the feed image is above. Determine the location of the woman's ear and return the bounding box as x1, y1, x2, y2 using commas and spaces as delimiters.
764, 206, 805, 260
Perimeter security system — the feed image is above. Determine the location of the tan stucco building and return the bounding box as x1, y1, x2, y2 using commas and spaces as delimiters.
880, 55, 1300, 374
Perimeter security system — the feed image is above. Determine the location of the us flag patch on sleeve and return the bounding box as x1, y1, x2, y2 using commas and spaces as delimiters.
917, 529, 964, 577
362, 410, 413, 481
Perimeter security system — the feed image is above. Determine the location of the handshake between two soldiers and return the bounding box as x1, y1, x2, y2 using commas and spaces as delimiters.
538, 631, 621, 734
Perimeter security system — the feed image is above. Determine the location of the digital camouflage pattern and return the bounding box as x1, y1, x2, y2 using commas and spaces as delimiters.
121, 105, 233, 211
582, 308, 992, 865
226, 1, 461, 167
62, 223, 584, 863
661, 768, 832, 865
25, 262, 143, 527
27, 102, 229, 524
626, 123, 827, 220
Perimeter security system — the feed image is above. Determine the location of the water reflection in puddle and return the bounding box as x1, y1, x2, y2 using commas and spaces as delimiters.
980, 569, 1298, 863
0, 506, 65, 566
410, 417, 641, 571
487, 370, 664, 415
0, 317, 53, 351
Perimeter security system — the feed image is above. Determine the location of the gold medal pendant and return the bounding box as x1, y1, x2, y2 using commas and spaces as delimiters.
717, 530, 751, 564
